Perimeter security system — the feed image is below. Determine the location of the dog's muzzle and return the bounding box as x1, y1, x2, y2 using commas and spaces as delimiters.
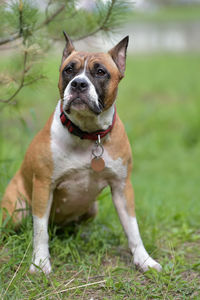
64, 77, 102, 115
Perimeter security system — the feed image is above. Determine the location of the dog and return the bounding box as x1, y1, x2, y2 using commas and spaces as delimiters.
1, 32, 161, 274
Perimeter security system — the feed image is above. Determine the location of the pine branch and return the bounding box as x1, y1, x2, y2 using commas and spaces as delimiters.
0, 33, 20, 46
0, 51, 44, 104
19, 0, 23, 37
0, 51, 27, 103
0, 0, 128, 46
39, 4, 65, 28
0, 3, 65, 46
74, 0, 116, 41
45, 0, 53, 19
23, 75, 46, 87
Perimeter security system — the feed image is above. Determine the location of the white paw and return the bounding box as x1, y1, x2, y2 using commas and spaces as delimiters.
29, 256, 52, 275
133, 245, 162, 272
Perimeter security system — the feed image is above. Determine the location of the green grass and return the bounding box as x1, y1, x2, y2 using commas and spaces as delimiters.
0, 52, 200, 299
127, 5, 200, 23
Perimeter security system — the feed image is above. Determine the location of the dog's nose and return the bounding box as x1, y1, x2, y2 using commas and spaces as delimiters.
71, 78, 88, 92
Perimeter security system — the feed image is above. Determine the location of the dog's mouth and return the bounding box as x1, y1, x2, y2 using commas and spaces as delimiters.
64, 94, 102, 115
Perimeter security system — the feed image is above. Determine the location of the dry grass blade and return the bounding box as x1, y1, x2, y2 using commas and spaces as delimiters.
37, 280, 106, 299
35, 269, 83, 300
82, 266, 91, 300
49, 278, 62, 300
1, 241, 31, 298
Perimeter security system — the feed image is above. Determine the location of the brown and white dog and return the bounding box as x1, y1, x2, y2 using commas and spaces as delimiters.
1, 33, 161, 274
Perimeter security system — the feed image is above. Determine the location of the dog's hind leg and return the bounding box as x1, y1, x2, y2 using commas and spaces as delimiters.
1, 170, 30, 225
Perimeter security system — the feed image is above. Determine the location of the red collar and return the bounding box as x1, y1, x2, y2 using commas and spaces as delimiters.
60, 102, 116, 140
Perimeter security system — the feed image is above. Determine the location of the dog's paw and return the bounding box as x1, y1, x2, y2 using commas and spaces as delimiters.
134, 256, 162, 272
133, 246, 162, 272
29, 256, 52, 275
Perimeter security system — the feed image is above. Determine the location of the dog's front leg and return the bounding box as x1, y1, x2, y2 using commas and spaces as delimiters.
29, 175, 53, 275
111, 178, 162, 272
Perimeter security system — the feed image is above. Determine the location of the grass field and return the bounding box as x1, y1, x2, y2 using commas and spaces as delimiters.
127, 5, 200, 23
0, 51, 200, 299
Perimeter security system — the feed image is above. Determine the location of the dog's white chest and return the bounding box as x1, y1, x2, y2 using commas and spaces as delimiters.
51, 135, 124, 193
50, 105, 127, 221
52, 146, 108, 195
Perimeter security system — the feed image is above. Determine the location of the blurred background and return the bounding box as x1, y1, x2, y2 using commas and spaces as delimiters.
1, 0, 200, 251
77, 0, 200, 53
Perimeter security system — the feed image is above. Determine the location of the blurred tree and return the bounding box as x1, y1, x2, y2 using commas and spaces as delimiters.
0, 0, 131, 108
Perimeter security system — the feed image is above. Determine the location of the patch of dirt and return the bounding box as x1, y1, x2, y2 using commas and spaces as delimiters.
181, 270, 200, 281
0, 246, 10, 264
101, 247, 132, 268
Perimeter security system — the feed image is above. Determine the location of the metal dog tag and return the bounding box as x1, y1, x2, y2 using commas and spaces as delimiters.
91, 135, 105, 172
91, 157, 105, 172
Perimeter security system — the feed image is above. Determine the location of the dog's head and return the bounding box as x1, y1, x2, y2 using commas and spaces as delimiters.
58, 32, 129, 116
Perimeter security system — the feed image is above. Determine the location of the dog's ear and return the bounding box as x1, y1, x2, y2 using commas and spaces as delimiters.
61, 31, 75, 67
108, 36, 129, 77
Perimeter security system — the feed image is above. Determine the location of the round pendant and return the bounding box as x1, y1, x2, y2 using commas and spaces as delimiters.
91, 157, 105, 172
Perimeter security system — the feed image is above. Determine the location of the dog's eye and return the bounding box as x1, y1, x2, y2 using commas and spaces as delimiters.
64, 66, 73, 74
96, 68, 106, 76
